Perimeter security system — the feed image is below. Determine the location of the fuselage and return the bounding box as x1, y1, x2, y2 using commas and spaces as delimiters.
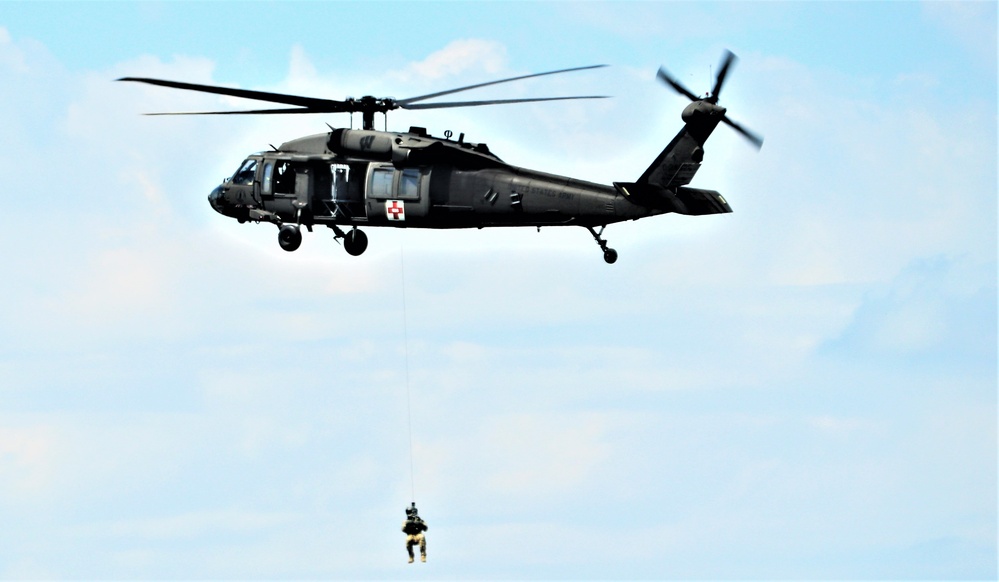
209, 127, 664, 231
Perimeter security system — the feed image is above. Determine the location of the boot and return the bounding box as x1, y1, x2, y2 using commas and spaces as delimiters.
408, 556, 414, 564
421, 554, 426, 563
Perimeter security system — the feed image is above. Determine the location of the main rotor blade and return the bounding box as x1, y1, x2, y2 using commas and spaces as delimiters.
398, 64, 608, 106
722, 115, 764, 149
710, 50, 737, 102
656, 67, 700, 102
400, 95, 609, 110
117, 77, 346, 110
143, 108, 328, 116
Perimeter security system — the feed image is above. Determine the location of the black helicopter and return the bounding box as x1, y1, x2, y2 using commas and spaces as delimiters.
119, 51, 761, 263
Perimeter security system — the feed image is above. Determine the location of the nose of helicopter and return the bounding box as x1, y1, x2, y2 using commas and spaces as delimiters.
208, 183, 251, 223
208, 184, 225, 215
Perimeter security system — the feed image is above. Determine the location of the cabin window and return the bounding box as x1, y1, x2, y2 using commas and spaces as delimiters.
233, 159, 257, 185
398, 168, 420, 200
370, 167, 394, 199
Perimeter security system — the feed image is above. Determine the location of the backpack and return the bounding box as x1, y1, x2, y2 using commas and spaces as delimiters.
403, 517, 425, 535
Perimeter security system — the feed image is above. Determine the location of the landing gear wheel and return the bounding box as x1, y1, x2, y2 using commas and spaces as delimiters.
585, 225, 618, 265
343, 228, 368, 256
278, 224, 302, 252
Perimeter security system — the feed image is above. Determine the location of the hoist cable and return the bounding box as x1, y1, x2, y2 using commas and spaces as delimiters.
400, 244, 416, 503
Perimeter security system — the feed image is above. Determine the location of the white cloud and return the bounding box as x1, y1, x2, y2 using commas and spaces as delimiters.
393, 39, 507, 83
0, 26, 28, 72
480, 413, 612, 495
287, 43, 318, 84
43, 247, 176, 328
923, 1, 998, 67
695, 53, 997, 291
824, 256, 995, 360
807, 415, 865, 435
95, 509, 298, 540
0, 425, 59, 499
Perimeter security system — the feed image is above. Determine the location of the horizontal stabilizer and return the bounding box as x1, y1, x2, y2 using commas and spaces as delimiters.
614, 183, 731, 215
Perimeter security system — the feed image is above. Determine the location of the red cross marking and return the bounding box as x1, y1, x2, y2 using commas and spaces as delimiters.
387, 200, 404, 220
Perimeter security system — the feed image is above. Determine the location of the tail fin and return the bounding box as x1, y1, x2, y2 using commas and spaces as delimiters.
614, 101, 730, 215
638, 100, 727, 190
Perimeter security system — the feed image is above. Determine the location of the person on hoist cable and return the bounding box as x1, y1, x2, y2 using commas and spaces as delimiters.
401, 502, 428, 563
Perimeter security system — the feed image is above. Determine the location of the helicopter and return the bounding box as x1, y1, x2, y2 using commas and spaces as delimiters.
118, 51, 761, 264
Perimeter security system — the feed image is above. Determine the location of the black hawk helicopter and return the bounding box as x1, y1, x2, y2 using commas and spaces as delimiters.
119, 51, 761, 263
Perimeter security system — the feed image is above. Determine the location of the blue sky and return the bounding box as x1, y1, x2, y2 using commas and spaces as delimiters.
0, 1, 995, 579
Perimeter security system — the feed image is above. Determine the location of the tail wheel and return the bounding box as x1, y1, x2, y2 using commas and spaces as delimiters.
278, 225, 302, 252
586, 226, 618, 264
344, 228, 368, 256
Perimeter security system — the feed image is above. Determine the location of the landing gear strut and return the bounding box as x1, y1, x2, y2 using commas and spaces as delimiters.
586, 225, 617, 264
278, 224, 302, 252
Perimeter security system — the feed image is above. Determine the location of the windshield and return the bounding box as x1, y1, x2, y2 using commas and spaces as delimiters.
232, 159, 257, 185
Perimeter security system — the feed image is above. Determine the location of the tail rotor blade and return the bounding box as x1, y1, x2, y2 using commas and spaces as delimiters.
656, 66, 700, 102
722, 115, 764, 150
710, 50, 737, 103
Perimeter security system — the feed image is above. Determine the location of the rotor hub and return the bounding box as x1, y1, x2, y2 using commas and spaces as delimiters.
681, 101, 727, 123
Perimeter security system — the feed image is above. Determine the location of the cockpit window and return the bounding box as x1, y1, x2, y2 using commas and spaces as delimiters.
261, 162, 274, 194
233, 159, 257, 185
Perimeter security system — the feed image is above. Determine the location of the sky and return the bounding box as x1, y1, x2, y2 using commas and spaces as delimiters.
0, 1, 995, 579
